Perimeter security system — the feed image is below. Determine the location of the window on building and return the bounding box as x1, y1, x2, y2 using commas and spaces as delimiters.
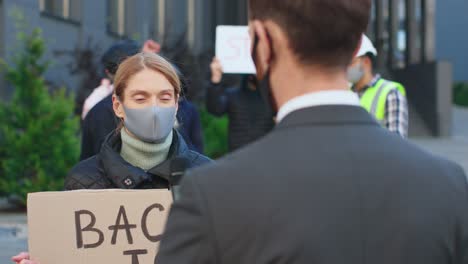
396, 0, 407, 68
187, 0, 195, 48
148, 0, 166, 42
39, 0, 81, 23
107, 0, 137, 38
414, 0, 424, 58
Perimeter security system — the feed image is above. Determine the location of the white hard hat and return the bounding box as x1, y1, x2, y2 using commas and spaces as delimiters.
355, 34, 377, 58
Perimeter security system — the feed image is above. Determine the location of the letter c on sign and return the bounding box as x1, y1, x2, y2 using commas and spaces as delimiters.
141, 204, 165, 242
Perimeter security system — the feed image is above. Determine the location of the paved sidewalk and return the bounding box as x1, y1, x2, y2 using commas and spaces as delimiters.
0, 213, 27, 263
411, 106, 468, 173
412, 137, 468, 173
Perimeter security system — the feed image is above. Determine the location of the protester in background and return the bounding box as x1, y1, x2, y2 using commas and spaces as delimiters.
348, 34, 409, 137
177, 98, 204, 153
79, 40, 141, 160
206, 57, 274, 152
142, 39, 162, 53
156, 0, 468, 264
80, 40, 204, 161
81, 78, 113, 120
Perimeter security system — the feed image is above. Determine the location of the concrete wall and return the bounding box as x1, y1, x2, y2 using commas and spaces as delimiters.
393, 61, 453, 137
40, 16, 82, 90
1, 0, 41, 98
436, 1, 468, 82
0, 0, 119, 96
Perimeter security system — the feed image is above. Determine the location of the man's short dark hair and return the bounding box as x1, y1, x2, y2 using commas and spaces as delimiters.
101, 40, 140, 75
249, 0, 371, 69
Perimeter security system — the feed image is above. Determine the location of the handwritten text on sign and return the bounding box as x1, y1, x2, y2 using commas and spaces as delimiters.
216, 25, 256, 74
75, 203, 165, 263
28, 190, 173, 264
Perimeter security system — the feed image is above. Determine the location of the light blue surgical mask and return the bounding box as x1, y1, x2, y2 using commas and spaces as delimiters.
123, 105, 177, 143
347, 62, 364, 84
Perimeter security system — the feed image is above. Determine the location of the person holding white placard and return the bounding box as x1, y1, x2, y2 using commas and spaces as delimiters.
206, 57, 274, 152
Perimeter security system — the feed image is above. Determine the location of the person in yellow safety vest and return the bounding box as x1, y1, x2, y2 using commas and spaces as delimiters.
348, 34, 408, 138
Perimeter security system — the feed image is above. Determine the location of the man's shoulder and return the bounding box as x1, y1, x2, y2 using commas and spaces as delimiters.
385, 136, 467, 189
429, 153, 468, 191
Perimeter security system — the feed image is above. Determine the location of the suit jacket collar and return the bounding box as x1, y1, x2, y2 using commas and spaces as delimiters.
276, 105, 379, 130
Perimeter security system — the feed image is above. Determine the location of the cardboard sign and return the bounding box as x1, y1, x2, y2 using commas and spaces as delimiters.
216, 25, 256, 74
27, 189, 173, 264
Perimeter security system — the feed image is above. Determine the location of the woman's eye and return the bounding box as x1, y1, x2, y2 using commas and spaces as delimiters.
160, 95, 173, 101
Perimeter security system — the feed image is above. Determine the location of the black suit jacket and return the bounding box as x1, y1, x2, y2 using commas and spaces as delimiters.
157, 105, 468, 264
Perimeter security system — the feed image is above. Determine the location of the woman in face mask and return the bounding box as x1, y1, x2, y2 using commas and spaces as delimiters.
65, 52, 212, 190
12, 53, 211, 264
11, 53, 212, 264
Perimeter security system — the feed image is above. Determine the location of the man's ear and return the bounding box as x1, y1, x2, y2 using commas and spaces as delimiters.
250, 20, 272, 80
112, 94, 125, 119
363, 56, 373, 71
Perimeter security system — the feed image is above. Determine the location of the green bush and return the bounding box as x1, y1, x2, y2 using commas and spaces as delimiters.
0, 27, 79, 206
200, 108, 228, 159
454, 82, 468, 107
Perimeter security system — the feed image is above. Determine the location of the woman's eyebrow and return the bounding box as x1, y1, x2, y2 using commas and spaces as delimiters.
129, 89, 151, 96
159, 88, 174, 94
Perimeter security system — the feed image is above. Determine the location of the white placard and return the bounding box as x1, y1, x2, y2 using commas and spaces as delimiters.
215, 26, 256, 74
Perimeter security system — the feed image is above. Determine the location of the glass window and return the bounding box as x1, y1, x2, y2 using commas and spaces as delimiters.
367, 1, 376, 40
396, 0, 407, 68
69, 0, 81, 22
124, 0, 138, 39
415, 0, 423, 56
148, 0, 165, 41
187, 0, 195, 48
108, 0, 124, 36
381, 0, 390, 68
107, 0, 137, 38
40, 0, 81, 23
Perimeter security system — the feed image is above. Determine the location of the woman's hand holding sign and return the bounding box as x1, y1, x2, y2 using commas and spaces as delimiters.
11, 252, 39, 264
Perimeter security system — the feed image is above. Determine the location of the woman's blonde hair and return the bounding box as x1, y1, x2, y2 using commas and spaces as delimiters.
114, 52, 181, 101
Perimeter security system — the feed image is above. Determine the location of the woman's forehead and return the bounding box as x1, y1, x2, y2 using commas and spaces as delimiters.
125, 69, 174, 94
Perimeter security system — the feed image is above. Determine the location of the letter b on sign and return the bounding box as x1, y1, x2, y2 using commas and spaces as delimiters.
75, 210, 104, 249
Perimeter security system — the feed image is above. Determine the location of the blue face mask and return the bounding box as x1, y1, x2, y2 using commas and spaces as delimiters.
347, 62, 364, 84
123, 105, 177, 143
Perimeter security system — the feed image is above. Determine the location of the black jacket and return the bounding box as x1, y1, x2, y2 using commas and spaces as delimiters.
206, 78, 274, 151
157, 105, 468, 264
66, 130, 211, 190
79, 95, 118, 161
80, 95, 205, 161
175, 100, 204, 153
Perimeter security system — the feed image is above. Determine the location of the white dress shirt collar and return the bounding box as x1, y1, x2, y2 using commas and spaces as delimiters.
276, 90, 361, 122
